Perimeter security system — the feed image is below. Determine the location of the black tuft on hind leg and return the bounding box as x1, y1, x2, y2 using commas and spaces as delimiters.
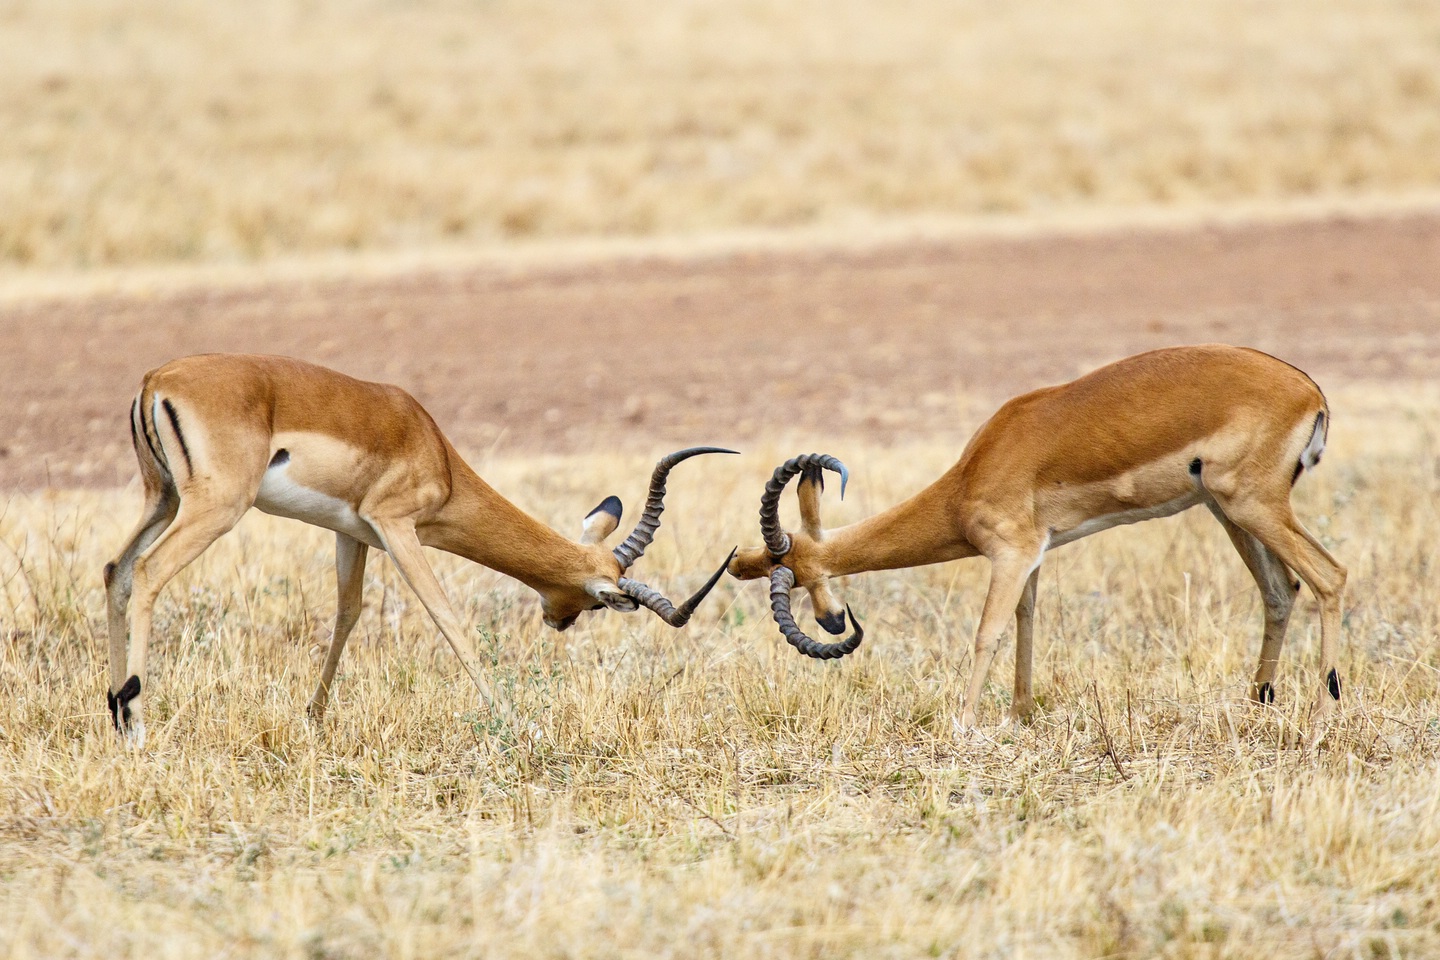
108, 675, 141, 731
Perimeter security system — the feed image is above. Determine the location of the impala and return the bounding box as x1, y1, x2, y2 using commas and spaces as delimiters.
729, 345, 1347, 729
104, 354, 736, 744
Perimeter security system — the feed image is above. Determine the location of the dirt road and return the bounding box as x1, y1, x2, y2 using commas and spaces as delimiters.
2, 214, 1439, 489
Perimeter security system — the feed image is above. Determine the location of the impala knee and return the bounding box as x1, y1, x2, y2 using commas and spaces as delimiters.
127, 560, 165, 607
972, 634, 1003, 660
105, 559, 137, 604
1311, 563, 1347, 602
1262, 582, 1297, 624
334, 608, 362, 636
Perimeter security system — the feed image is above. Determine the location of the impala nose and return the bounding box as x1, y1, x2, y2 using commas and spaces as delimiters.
816, 609, 848, 635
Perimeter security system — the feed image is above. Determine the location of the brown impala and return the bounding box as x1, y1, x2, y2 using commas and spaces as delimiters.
730, 345, 1346, 730
104, 354, 736, 744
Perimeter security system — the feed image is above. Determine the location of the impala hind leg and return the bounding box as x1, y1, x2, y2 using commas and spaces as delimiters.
1209, 494, 1346, 726
118, 494, 251, 745
959, 546, 1045, 729
371, 520, 496, 709
1206, 503, 1299, 705
1008, 567, 1042, 724
104, 486, 178, 713
307, 533, 369, 720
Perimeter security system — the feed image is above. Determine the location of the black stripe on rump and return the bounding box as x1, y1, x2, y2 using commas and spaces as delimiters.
139, 395, 167, 469
128, 397, 141, 453
160, 398, 193, 474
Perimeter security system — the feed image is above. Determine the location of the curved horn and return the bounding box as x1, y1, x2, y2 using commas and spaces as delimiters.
768, 566, 863, 660
613, 446, 738, 570
618, 547, 738, 627
759, 453, 848, 559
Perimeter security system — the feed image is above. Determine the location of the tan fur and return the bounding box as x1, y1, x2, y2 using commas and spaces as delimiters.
104, 354, 661, 742
732, 345, 1346, 731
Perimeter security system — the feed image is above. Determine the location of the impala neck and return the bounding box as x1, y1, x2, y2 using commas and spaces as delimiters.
423, 455, 595, 592
821, 470, 979, 576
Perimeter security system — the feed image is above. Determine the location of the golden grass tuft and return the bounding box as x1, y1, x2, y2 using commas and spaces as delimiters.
1, 384, 1438, 955
3, 0, 1440, 269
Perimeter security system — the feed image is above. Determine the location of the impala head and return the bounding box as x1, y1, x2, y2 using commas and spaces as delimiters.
728, 453, 863, 659
540, 446, 739, 632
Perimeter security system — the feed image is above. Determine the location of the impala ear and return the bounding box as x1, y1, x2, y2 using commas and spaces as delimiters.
586, 580, 638, 612
580, 495, 623, 545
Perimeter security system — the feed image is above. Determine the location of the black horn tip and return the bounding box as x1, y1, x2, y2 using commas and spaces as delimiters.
843, 604, 863, 639
838, 463, 849, 500
690, 547, 738, 605
665, 446, 740, 462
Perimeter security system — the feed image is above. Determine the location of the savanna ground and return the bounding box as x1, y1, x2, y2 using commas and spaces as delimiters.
5, 0, 1440, 956
3, 394, 1440, 958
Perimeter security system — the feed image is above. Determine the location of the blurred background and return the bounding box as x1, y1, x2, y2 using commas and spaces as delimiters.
2, 0, 1440, 488
3, 0, 1439, 271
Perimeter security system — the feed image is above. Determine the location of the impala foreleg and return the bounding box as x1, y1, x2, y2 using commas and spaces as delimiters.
959, 545, 1045, 729
1009, 566, 1041, 723
372, 520, 496, 710
308, 533, 370, 721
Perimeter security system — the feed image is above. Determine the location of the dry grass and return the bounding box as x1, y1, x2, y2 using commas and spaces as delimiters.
1, 384, 1438, 957
4, 0, 1440, 269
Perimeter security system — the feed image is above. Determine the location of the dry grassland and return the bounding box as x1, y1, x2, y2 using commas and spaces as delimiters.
4, 0, 1440, 269
1, 384, 1438, 957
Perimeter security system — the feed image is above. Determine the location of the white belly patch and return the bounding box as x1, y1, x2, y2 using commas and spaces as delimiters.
1049, 491, 1205, 548
254, 465, 382, 548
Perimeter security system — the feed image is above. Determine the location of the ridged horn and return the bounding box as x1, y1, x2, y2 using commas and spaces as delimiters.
759, 453, 848, 559
768, 565, 863, 660
618, 548, 738, 627
613, 446, 738, 570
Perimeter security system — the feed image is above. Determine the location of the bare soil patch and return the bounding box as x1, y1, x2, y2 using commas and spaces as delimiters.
3, 212, 1440, 489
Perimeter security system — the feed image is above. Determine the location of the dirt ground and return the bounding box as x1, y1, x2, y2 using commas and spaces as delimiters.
2, 212, 1439, 490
